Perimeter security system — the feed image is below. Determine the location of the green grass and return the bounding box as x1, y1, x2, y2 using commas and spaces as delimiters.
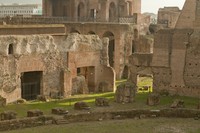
0, 92, 199, 118
0, 79, 199, 117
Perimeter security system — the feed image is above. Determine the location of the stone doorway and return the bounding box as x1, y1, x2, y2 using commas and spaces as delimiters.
103, 31, 115, 67
21, 71, 42, 100
137, 74, 153, 92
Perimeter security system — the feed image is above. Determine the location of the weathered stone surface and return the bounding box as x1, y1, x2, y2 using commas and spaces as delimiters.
95, 97, 109, 107
16, 98, 26, 104
0, 96, 6, 107
72, 76, 88, 95
0, 111, 17, 121
98, 81, 110, 92
115, 82, 136, 103
37, 95, 50, 102
74, 101, 90, 110
52, 108, 68, 115
147, 93, 160, 106
170, 99, 184, 108
27, 109, 44, 117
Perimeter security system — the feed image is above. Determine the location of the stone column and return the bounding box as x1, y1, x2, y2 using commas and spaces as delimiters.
114, 35, 124, 79
61, 69, 72, 98
101, 37, 109, 66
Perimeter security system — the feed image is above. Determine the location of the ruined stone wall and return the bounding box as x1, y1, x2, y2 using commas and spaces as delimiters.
157, 7, 181, 28
0, 34, 114, 103
0, 35, 64, 103
65, 23, 135, 79
175, 0, 196, 28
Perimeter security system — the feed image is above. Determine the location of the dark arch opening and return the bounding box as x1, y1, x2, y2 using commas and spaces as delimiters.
78, 2, 85, 21
8, 44, 14, 55
103, 31, 115, 67
122, 65, 129, 79
70, 28, 80, 34
88, 31, 96, 35
109, 2, 117, 22
134, 29, 139, 39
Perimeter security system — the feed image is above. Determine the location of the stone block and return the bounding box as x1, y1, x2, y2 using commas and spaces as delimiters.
52, 108, 69, 115
37, 95, 50, 102
95, 97, 109, 106
147, 93, 160, 106
27, 109, 44, 117
115, 82, 136, 103
170, 99, 184, 108
16, 98, 26, 104
0, 96, 6, 107
74, 101, 90, 110
0, 111, 17, 121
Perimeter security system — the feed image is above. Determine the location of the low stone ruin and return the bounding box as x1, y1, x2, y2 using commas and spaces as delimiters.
115, 82, 136, 103
16, 98, 26, 104
72, 76, 88, 94
146, 93, 160, 106
170, 99, 184, 108
37, 95, 50, 102
95, 97, 109, 106
52, 108, 69, 115
0, 96, 6, 107
27, 109, 44, 117
0, 111, 17, 121
74, 101, 90, 110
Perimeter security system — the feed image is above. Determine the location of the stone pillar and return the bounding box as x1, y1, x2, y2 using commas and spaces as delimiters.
101, 37, 109, 66
115, 35, 124, 79
61, 69, 72, 98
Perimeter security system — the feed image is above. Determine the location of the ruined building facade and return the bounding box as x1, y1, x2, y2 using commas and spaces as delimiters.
129, 0, 200, 97
0, 0, 151, 103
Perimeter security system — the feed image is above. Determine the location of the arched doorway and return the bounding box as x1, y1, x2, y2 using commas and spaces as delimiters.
127, 1, 132, 16
70, 28, 80, 34
78, 2, 85, 21
109, 2, 117, 22
88, 31, 96, 35
122, 65, 129, 79
103, 31, 115, 67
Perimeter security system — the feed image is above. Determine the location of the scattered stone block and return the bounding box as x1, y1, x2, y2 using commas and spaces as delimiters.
52, 108, 69, 115
95, 97, 109, 106
37, 95, 50, 102
74, 101, 90, 110
0, 111, 17, 121
16, 98, 26, 104
170, 99, 184, 108
146, 93, 160, 106
115, 82, 136, 103
27, 109, 44, 117
0, 96, 6, 107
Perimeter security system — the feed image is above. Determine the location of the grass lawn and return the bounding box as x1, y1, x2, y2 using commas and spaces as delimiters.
0, 92, 199, 118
